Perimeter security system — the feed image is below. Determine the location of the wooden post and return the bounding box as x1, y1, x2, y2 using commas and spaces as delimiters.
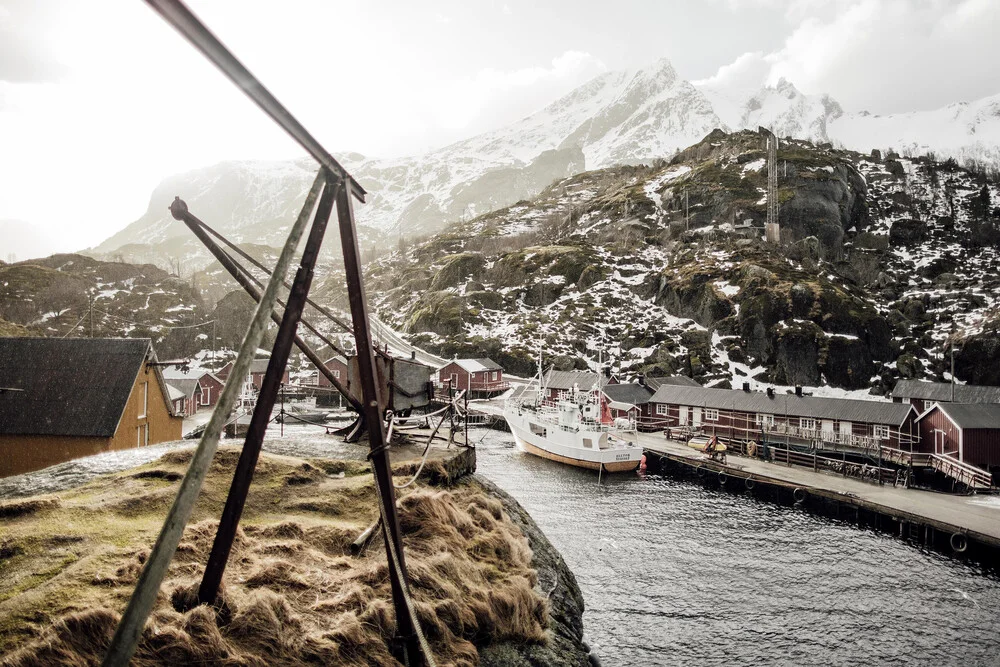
335, 178, 422, 664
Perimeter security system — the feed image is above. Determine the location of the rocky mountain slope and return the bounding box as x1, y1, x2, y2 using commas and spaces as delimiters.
90, 58, 1000, 270
0, 254, 239, 360
364, 130, 1000, 393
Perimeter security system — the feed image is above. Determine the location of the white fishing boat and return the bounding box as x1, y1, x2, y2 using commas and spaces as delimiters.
503, 365, 643, 473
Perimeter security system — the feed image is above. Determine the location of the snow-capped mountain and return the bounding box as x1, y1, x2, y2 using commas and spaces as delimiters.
92, 57, 999, 263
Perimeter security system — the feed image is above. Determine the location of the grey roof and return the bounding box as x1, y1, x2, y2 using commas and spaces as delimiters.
450, 358, 502, 372
544, 369, 604, 391
928, 403, 1000, 429
649, 384, 914, 426
166, 378, 200, 401
602, 383, 654, 406
250, 358, 271, 374
891, 379, 1000, 404
646, 375, 701, 390
0, 337, 151, 437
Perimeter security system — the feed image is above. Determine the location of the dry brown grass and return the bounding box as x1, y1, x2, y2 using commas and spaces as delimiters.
0, 446, 547, 666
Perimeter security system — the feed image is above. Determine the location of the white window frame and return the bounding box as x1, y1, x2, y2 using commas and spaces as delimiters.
138, 381, 148, 419
333, 369, 341, 379
704, 408, 719, 422
136, 426, 141, 447
144, 424, 149, 447
800, 417, 816, 431
873, 425, 890, 440
755, 413, 774, 427
200, 384, 211, 406
450, 372, 458, 385
655, 404, 668, 416
492, 371, 498, 381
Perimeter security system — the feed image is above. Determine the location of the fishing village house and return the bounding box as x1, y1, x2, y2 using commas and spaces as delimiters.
0, 337, 183, 477
646, 384, 919, 451
541, 369, 617, 403
163, 368, 225, 416
915, 403, 1000, 476
315, 355, 349, 388
437, 358, 509, 397
604, 375, 699, 426
218, 357, 289, 390
891, 379, 1000, 413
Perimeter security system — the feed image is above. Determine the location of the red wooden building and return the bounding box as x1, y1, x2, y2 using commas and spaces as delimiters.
315, 355, 349, 388
217, 358, 288, 390
541, 369, 617, 402
163, 368, 225, 416
438, 358, 508, 396
646, 384, 918, 450
915, 403, 1000, 473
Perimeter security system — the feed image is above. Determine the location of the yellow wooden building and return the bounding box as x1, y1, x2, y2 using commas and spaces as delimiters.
0, 337, 184, 477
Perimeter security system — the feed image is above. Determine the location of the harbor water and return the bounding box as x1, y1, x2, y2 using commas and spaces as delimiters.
472, 429, 1000, 666
3, 423, 999, 665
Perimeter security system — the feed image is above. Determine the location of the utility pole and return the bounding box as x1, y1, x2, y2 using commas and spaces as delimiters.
212, 320, 217, 364
89, 292, 95, 338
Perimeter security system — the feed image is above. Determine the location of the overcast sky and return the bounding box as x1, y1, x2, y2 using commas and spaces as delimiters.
2, 0, 998, 256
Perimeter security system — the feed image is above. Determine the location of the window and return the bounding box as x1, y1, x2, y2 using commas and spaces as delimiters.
656, 404, 668, 416
839, 421, 852, 434
800, 418, 816, 431
874, 425, 890, 440
333, 370, 341, 379
705, 409, 719, 422
139, 382, 148, 418
450, 373, 458, 385
492, 371, 498, 381
529, 422, 546, 437
756, 413, 774, 427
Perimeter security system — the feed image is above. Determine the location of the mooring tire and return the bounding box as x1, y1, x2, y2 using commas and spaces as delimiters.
718, 471, 728, 486
950, 532, 968, 553
793, 487, 807, 504
744, 477, 756, 491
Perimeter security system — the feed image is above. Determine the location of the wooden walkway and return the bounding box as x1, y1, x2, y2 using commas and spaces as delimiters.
638, 432, 1000, 557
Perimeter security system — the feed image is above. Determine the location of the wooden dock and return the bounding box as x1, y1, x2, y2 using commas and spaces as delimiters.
638, 432, 1000, 565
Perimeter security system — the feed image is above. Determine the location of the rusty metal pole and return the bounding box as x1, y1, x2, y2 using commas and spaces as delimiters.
199, 172, 336, 604
334, 179, 421, 664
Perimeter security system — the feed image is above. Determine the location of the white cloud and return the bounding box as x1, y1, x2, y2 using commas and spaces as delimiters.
699, 0, 1000, 114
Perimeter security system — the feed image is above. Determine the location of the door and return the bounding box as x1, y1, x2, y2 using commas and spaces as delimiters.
821, 420, 835, 434
678, 406, 688, 426
934, 429, 946, 454
693, 407, 702, 426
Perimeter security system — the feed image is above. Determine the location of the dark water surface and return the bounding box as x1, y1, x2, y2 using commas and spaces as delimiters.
3, 424, 998, 665
472, 429, 1000, 666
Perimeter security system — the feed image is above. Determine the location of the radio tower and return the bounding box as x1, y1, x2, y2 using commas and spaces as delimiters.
763, 128, 780, 244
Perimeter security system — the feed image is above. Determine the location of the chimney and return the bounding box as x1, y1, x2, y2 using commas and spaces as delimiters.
766, 387, 775, 399
795, 385, 802, 397
742, 382, 751, 392
637, 374, 646, 386
411, 350, 416, 361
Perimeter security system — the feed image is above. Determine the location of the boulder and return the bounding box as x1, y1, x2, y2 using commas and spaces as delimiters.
888, 219, 927, 246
